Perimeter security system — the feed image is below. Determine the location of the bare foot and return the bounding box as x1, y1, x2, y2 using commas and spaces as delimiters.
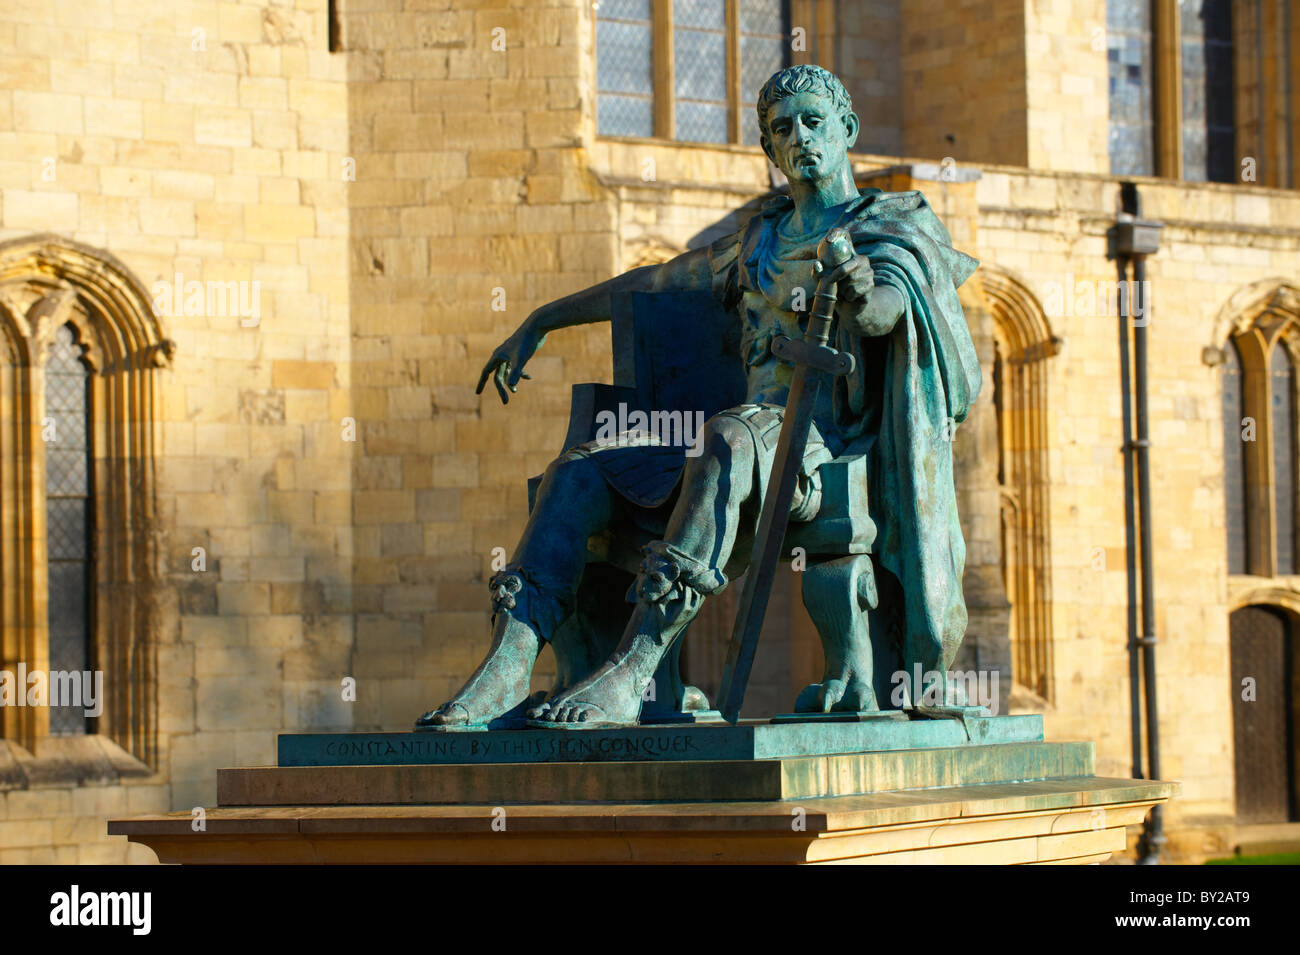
416, 614, 541, 729
528, 603, 680, 727
528, 651, 652, 726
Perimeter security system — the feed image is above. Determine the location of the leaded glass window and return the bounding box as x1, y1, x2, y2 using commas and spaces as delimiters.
1223, 338, 1248, 574
597, 0, 655, 137
1272, 344, 1296, 575
1181, 0, 1235, 182
45, 323, 93, 736
595, 0, 791, 144
740, 0, 788, 145
674, 0, 728, 142
1108, 0, 1156, 175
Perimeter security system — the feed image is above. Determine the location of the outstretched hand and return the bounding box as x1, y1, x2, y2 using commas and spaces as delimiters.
476, 319, 544, 404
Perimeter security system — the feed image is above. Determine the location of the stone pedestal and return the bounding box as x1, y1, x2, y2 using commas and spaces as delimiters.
110, 716, 1174, 864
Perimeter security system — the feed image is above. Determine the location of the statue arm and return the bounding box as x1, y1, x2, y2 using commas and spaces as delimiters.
532, 247, 713, 335
821, 248, 906, 338
477, 247, 713, 403
838, 285, 906, 337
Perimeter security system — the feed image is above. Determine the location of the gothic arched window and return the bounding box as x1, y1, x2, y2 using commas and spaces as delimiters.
983, 269, 1059, 702
1271, 344, 1296, 574
1223, 338, 1248, 574
0, 235, 172, 765
1108, 0, 1239, 181
1221, 306, 1300, 579
44, 324, 94, 735
1107, 0, 1155, 175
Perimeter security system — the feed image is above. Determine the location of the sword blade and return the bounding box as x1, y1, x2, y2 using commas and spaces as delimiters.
717, 366, 820, 722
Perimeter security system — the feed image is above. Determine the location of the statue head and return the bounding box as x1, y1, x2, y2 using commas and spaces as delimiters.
756, 65, 859, 185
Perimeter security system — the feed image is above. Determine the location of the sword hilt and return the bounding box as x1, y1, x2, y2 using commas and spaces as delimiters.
773, 227, 857, 376
808, 227, 856, 344
771, 335, 855, 376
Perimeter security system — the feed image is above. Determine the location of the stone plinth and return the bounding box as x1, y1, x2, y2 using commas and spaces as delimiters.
112, 775, 1173, 865
111, 718, 1175, 865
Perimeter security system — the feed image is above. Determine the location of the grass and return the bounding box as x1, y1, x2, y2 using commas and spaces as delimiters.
1206, 852, 1300, 865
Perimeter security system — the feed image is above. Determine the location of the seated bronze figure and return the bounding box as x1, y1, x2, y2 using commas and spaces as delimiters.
417, 65, 981, 730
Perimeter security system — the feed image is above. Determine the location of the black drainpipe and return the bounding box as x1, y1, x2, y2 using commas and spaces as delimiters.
1112, 182, 1166, 864
1116, 235, 1143, 784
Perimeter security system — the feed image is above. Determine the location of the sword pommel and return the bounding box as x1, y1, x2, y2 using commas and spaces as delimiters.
817, 228, 855, 271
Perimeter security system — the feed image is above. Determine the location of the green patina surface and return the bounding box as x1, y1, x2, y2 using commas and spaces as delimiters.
280, 714, 1044, 767
243, 736, 1089, 805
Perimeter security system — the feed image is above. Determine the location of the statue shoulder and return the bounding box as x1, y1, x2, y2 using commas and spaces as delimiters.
844, 188, 979, 286
706, 196, 788, 308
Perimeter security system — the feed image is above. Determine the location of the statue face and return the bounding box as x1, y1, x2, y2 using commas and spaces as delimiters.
761, 90, 858, 186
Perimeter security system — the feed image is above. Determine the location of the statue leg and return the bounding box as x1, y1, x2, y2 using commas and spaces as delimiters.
416, 451, 614, 728
793, 554, 881, 713
868, 563, 906, 707
529, 413, 779, 726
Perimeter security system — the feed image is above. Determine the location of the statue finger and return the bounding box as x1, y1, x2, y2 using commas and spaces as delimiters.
475, 357, 499, 395
824, 260, 864, 287
507, 361, 526, 391
493, 363, 511, 404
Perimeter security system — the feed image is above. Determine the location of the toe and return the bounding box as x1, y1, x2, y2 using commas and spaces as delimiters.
821, 679, 847, 712
417, 702, 466, 727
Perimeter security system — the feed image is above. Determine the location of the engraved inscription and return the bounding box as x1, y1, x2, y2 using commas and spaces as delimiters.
311, 732, 701, 764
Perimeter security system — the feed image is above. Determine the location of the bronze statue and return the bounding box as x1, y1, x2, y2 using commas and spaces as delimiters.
417, 65, 981, 730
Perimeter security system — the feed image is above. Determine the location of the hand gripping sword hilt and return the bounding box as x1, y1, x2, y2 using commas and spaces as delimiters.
808, 227, 856, 343
773, 227, 857, 376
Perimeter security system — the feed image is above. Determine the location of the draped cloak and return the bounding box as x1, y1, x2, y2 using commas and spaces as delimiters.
574, 187, 981, 674
708, 187, 982, 673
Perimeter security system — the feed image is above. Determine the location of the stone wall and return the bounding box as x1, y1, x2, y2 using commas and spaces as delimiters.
0, 0, 351, 861
899, 0, 1029, 168
1, 0, 1296, 865
976, 165, 1300, 855
338, 0, 614, 723
835, 0, 902, 158
1021, 0, 1109, 173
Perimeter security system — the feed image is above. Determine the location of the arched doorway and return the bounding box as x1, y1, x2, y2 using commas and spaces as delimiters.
981, 267, 1060, 702
1229, 604, 1298, 823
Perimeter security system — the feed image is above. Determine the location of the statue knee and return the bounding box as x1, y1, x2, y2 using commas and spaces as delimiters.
698, 413, 756, 465
542, 450, 604, 497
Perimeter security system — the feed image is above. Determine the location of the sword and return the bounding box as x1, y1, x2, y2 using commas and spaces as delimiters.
717, 227, 858, 723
